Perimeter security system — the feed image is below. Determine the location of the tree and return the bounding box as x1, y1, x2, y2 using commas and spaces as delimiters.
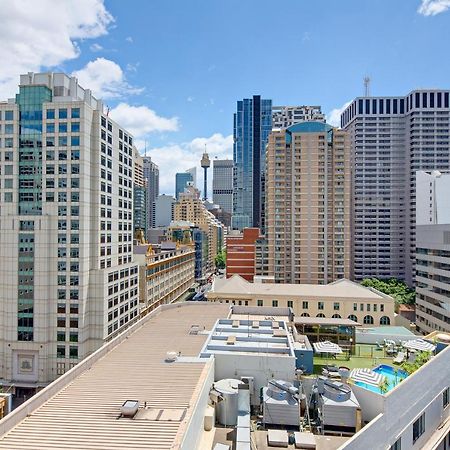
215, 250, 226, 270
361, 278, 415, 305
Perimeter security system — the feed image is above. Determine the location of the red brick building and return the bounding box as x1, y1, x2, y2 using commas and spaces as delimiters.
226, 228, 261, 282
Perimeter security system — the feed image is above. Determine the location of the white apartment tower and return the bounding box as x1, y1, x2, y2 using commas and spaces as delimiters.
272, 105, 325, 128
342, 90, 450, 284
0, 73, 140, 390
212, 159, 233, 214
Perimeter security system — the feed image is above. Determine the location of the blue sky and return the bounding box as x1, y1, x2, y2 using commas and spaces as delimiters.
1, 0, 450, 193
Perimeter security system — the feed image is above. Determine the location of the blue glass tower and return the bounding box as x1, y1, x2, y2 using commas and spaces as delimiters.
232, 95, 272, 230
175, 172, 194, 199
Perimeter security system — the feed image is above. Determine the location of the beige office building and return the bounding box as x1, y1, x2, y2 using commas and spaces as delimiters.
173, 185, 223, 274
208, 275, 395, 326
266, 121, 351, 284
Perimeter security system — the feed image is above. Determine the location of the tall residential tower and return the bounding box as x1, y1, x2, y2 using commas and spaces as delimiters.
342, 90, 450, 284
266, 122, 351, 284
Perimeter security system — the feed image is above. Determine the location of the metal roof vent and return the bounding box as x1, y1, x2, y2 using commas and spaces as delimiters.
165, 351, 178, 362
121, 400, 139, 417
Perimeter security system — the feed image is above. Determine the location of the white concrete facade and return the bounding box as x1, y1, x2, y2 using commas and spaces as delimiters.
342, 91, 450, 285
153, 194, 175, 227
0, 73, 139, 387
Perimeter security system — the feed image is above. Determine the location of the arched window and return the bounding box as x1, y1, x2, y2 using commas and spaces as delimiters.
316, 313, 326, 318
348, 315, 358, 322
300, 313, 310, 317
363, 315, 374, 325
332, 314, 341, 319
380, 316, 390, 325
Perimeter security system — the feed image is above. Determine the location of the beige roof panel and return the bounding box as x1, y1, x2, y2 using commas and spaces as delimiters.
0, 303, 230, 449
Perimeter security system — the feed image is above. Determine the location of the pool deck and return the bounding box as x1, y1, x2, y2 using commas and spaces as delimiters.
313, 344, 395, 373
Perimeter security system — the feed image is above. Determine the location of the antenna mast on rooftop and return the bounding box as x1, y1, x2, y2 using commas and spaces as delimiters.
364, 76, 371, 97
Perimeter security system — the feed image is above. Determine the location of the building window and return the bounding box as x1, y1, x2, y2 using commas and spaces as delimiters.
373, 304, 377, 312
318, 302, 324, 310
380, 304, 384, 312
287, 301, 293, 308
257, 300, 263, 307
58, 108, 67, 119
316, 313, 325, 318
367, 304, 371, 312
332, 314, 341, 319
302, 301, 308, 309
57, 346, 65, 358
443, 387, 449, 409
333, 302, 340, 311
272, 300, 278, 307
363, 315, 374, 325
412, 413, 425, 444
390, 437, 401, 450
360, 303, 364, 312
348, 315, 358, 322
353, 303, 357, 311
380, 316, 390, 325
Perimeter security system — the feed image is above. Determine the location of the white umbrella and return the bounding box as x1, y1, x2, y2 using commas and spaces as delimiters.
403, 338, 435, 352
313, 341, 343, 354
350, 368, 384, 386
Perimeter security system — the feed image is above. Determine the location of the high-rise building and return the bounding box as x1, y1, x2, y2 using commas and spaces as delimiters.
272, 105, 325, 128
341, 90, 450, 284
186, 167, 197, 187
0, 72, 140, 389
416, 170, 450, 333
133, 148, 147, 237
175, 171, 193, 200
153, 194, 175, 227
212, 159, 233, 214
232, 95, 272, 231
416, 170, 450, 225
142, 157, 159, 231
266, 122, 351, 284
173, 185, 224, 275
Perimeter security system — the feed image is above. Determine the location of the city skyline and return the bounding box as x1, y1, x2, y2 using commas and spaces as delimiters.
1, 0, 450, 193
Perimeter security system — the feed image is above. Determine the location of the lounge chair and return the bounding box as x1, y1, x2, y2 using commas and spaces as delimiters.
393, 352, 405, 364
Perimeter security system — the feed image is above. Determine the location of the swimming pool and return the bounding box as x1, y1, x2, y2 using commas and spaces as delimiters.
354, 365, 408, 394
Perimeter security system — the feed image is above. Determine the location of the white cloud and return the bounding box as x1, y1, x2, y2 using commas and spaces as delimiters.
90, 43, 103, 52
418, 0, 450, 15
0, 0, 113, 98
187, 96, 195, 102
125, 36, 133, 43
143, 133, 233, 195
72, 58, 142, 99
326, 101, 351, 127
109, 102, 179, 135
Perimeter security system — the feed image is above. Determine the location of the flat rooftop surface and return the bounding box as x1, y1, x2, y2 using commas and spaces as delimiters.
0, 303, 229, 450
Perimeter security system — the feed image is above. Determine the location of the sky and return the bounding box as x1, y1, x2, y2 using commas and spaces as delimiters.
1, 0, 450, 195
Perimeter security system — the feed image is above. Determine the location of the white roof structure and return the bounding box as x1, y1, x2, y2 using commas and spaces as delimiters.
210, 275, 393, 300
0, 303, 230, 450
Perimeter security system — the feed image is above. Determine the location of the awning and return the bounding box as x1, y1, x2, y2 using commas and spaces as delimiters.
313, 341, 343, 354
350, 368, 384, 386
404, 338, 436, 352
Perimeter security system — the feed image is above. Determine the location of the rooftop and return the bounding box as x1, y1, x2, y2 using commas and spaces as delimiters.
295, 317, 361, 327
0, 303, 229, 450
210, 275, 392, 301
199, 319, 295, 358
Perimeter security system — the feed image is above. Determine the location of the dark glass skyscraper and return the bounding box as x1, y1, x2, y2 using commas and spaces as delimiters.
232, 95, 272, 230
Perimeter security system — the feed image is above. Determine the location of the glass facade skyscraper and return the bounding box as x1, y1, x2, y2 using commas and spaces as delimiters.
175, 171, 194, 199
232, 95, 272, 231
